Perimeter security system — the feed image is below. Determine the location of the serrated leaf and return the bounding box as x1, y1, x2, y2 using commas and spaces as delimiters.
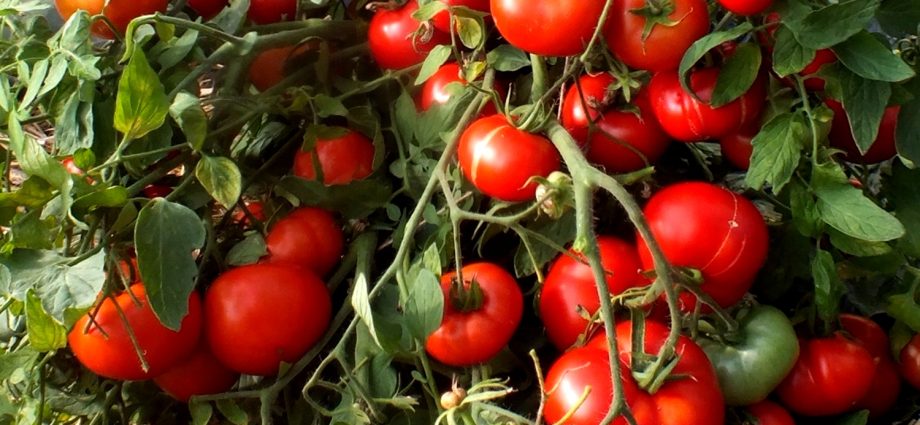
889, 289, 920, 332
785, 0, 880, 50
421, 243, 442, 275
828, 229, 892, 257
415, 45, 452, 85
678, 23, 754, 97
7, 114, 69, 188
745, 113, 806, 191
24, 290, 67, 352
513, 212, 576, 277
403, 268, 443, 342
838, 69, 890, 155
486, 45, 530, 72
772, 26, 816, 77
711, 42, 762, 107
788, 180, 822, 237
114, 48, 169, 141
170, 92, 208, 151
812, 163, 905, 242
134, 199, 205, 330
225, 232, 266, 266
812, 248, 841, 322
833, 31, 915, 82
195, 156, 242, 208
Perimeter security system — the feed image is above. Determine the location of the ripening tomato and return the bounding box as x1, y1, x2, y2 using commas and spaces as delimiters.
68, 284, 202, 381
425, 262, 523, 366
248, 0, 296, 24
264, 207, 344, 276
544, 320, 724, 425
188, 0, 227, 19
457, 114, 561, 202
540, 236, 646, 350
368, 0, 451, 70
491, 0, 608, 56
637, 182, 769, 310
717, 0, 772, 16
777, 334, 876, 416
899, 334, 920, 390
746, 401, 794, 425
648, 68, 766, 142
205, 263, 332, 376
431, 0, 490, 33
826, 99, 899, 165
153, 344, 239, 402
417, 63, 503, 114
293, 129, 375, 185
54, 0, 168, 39
605, 0, 710, 71
719, 123, 758, 169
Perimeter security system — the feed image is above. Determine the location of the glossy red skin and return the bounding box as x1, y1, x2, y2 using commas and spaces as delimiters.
637, 182, 769, 310
719, 124, 758, 170
204, 263, 332, 376
648, 68, 766, 142
777, 335, 876, 416
457, 114, 561, 202
539, 236, 646, 350
417, 63, 501, 115
153, 344, 239, 402
717, 0, 772, 16
264, 207, 344, 276
369, 0, 451, 70
425, 262, 523, 366
544, 321, 724, 425
840, 314, 901, 417
584, 90, 672, 173
188, 0, 227, 19
431, 0, 490, 33
826, 99, 899, 164
142, 184, 173, 198
561, 73, 618, 138
899, 334, 920, 390
248, 0, 296, 24
68, 284, 202, 381
746, 401, 795, 425
840, 314, 890, 359
605, 0, 710, 71
55, 0, 168, 39
293, 129, 375, 185
490, 0, 607, 56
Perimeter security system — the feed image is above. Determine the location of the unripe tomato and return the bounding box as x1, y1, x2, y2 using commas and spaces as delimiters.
430, 0, 490, 33
368, 0, 451, 70
491, 0, 608, 57
248, 0, 296, 24
153, 344, 239, 402
605, 0, 710, 71
293, 129, 375, 185
718, 0, 772, 16
826, 99, 899, 165
68, 284, 202, 381
54, 0, 168, 39
264, 207, 344, 276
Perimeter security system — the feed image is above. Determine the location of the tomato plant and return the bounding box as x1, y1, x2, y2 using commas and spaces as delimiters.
368, 0, 450, 70
293, 128, 375, 185
490, 0, 608, 57
604, 0, 710, 71
264, 207, 344, 276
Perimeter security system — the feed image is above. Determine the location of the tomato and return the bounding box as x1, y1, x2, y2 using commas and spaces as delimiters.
540, 236, 645, 350
188, 0, 227, 19
899, 333, 920, 390
153, 344, 239, 402
142, 184, 173, 198
425, 262, 523, 366
62, 156, 85, 176
54, 0, 168, 39
605, 0, 710, 71
543, 320, 724, 425
248, 46, 301, 92
840, 314, 890, 359
490, 0, 608, 56
457, 114, 560, 202
417, 63, 502, 114
761, 13, 836, 91
776, 334, 876, 416
431, 0, 490, 33
839, 314, 901, 417
637, 182, 769, 309
204, 263, 332, 376
698, 306, 800, 406
826, 99, 899, 165
231, 200, 267, 226
746, 401, 794, 425
717, 0, 772, 16
561, 73, 618, 136
648, 68, 766, 142
68, 284, 202, 381
293, 129, 375, 185
368, 0, 451, 70
264, 207, 344, 276
248, 0, 296, 24
589, 91, 671, 173
719, 124, 758, 170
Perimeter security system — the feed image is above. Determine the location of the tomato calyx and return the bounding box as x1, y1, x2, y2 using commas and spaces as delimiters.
448, 277, 485, 312
535, 172, 574, 219
630, 0, 688, 43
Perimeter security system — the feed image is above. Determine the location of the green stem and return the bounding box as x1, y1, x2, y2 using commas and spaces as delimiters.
579, 0, 617, 63
529, 54, 548, 102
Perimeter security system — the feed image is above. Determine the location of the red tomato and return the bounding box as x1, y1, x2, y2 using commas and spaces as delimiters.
491, 0, 608, 56
68, 284, 202, 381
153, 344, 239, 402
899, 334, 920, 390
54, 0, 168, 39
61, 156, 85, 176
248, 43, 316, 92
264, 207, 344, 276
605, 0, 710, 71
585, 90, 671, 173
539, 236, 646, 350
142, 184, 173, 198
425, 262, 523, 366
840, 314, 901, 417
777, 334, 876, 416
718, 0, 772, 16
417, 62, 502, 114
457, 114, 561, 202
544, 320, 724, 425
293, 129, 375, 185
637, 182, 769, 309
561, 73, 618, 137
368, 0, 450, 70
204, 263, 332, 376
648, 68, 766, 142
746, 400, 794, 425
719, 123, 758, 170
248, 0, 296, 24
840, 314, 890, 359
231, 200, 267, 226
188, 0, 227, 19
761, 13, 836, 91
431, 0, 490, 33
826, 99, 899, 165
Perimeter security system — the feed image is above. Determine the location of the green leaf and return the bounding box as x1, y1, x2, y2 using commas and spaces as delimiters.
513, 212, 576, 277
456, 15, 484, 49
403, 268, 443, 342
486, 45, 530, 72
411, 0, 447, 20
896, 79, 920, 165
170, 92, 208, 151
189, 400, 213, 425
215, 399, 247, 425
114, 48, 169, 141
352, 271, 382, 349
812, 248, 841, 322
678, 23, 754, 97
72, 186, 129, 214
812, 162, 905, 242
711, 43, 762, 107
788, 180, 822, 237
745, 113, 807, 191
24, 290, 67, 352
134, 199, 205, 330
876, 0, 920, 37
785, 0, 880, 50
414, 45, 452, 86
7, 114, 69, 188
156, 29, 199, 70
837, 69, 891, 155
314, 94, 348, 118
832, 31, 915, 82
276, 177, 392, 219
772, 26, 816, 77
889, 284, 920, 332
828, 229, 892, 257
225, 232, 266, 266
195, 156, 242, 209
887, 164, 920, 257
834, 410, 869, 425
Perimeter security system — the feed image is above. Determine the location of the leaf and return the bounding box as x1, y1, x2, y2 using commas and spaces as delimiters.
403, 268, 443, 342
276, 177, 392, 219
678, 23, 754, 96
134, 199, 205, 330
215, 399, 247, 425
421, 243, 442, 276
887, 164, 920, 257
745, 113, 807, 191
838, 69, 891, 155
314, 94, 348, 118
352, 272, 382, 349
7, 114, 69, 188
486, 45, 530, 72
788, 180, 822, 237
157, 29, 199, 70
876, 0, 920, 37
114, 48, 169, 141
896, 78, 920, 165
24, 290, 67, 352
711, 43, 762, 107
785, 0, 880, 50
414, 45, 452, 86
513, 212, 576, 277
195, 156, 242, 209
170, 92, 208, 151
189, 400, 213, 425
833, 410, 869, 425
456, 15, 484, 49
0, 348, 39, 381
828, 229, 892, 257
832, 31, 915, 82
772, 26, 816, 77
812, 162, 905, 242
812, 248, 841, 322
226, 232, 266, 266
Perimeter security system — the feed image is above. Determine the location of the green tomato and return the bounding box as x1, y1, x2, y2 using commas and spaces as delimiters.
698, 305, 800, 406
